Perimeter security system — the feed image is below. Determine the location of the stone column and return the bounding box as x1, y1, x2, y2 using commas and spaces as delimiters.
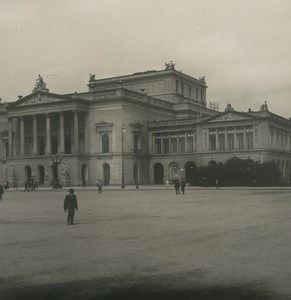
33, 115, 37, 155
184, 131, 187, 152
161, 134, 164, 153
73, 111, 79, 153
59, 112, 64, 153
20, 117, 25, 156
84, 113, 89, 153
224, 129, 228, 150
46, 114, 51, 155
8, 118, 13, 156
243, 127, 247, 149
215, 129, 218, 150
234, 128, 237, 149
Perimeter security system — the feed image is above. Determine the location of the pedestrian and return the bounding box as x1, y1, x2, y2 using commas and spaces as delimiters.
82, 180, 87, 188
13, 181, 18, 190
180, 178, 186, 195
24, 181, 30, 192
216, 178, 220, 189
98, 180, 103, 194
174, 179, 180, 195
0, 184, 4, 201
63, 188, 78, 225
165, 179, 170, 188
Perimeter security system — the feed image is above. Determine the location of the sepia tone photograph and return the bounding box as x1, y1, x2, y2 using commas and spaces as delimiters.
0, 0, 291, 299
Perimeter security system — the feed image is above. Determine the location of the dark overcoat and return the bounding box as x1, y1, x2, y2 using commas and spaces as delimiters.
64, 194, 78, 211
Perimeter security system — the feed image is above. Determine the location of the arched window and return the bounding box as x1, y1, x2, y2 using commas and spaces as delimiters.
102, 134, 109, 153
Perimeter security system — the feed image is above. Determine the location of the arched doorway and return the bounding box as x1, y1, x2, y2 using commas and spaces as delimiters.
169, 163, 179, 182
81, 164, 87, 183
103, 163, 110, 185
51, 164, 58, 183
154, 163, 164, 184
38, 165, 45, 185
25, 166, 32, 182
185, 161, 196, 184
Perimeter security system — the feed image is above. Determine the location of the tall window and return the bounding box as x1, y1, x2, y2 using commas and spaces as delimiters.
162, 133, 169, 153
246, 126, 253, 148
178, 132, 185, 152
171, 133, 177, 152
155, 134, 161, 153
218, 129, 225, 150
227, 128, 234, 150
133, 133, 139, 153
236, 127, 244, 149
102, 134, 109, 153
209, 129, 216, 150
186, 132, 193, 152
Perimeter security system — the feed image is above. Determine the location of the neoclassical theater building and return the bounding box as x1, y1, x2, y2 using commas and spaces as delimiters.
1, 62, 291, 186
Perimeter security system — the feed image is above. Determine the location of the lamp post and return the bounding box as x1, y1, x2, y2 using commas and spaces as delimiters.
134, 148, 140, 189
52, 153, 62, 189
121, 124, 126, 188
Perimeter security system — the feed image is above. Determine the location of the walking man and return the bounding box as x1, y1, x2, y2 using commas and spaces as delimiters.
174, 179, 180, 195
180, 178, 186, 195
0, 184, 4, 201
64, 188, 78, 225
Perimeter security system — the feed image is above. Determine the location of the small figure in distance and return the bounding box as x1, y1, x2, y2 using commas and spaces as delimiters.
216, 178, 220, 189
180, 178, 186, 195
64, 188, 78, 225
0, 184, 4, 201
13, 181, 18, 191
82, 179, 87, 188
97, 179, 103, 194
174, 179, 180, 195
165, 179, 170, 188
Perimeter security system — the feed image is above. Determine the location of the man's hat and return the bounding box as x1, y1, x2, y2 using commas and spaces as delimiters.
69, 188, 74, 193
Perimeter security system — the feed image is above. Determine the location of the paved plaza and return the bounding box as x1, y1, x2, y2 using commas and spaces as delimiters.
0, 186, 291, 299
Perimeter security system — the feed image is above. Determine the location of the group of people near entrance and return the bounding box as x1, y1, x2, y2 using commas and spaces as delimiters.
173, 178, 186, 195
24, 179, 38, 192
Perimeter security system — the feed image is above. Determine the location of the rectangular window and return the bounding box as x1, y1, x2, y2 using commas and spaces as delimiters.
236, 127, 244, 149
178, 133, 185, 152
155, 134, 161, 154
209, 129, 216, 150
217, 129, 225, 150
227, 128, 234, 150
186, 132, 193, 152
245, 126, 253, 148
171, 133, 177, 152
162, 133, 169, 153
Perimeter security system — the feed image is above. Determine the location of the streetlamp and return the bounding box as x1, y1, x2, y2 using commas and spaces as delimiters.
121, 124, 126, 188
52, 153, 62, 189
133, 148, 140, 189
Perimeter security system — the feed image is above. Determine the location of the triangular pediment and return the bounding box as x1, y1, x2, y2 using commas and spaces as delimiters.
205, 111, 256, 123
9, 91, 70, 108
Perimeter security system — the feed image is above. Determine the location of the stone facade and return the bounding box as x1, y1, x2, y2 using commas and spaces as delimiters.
0, 66, 290, 187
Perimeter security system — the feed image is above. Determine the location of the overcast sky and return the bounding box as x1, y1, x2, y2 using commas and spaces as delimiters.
1, 0, 291, 117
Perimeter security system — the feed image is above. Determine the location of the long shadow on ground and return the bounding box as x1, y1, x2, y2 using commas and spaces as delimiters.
1, 276, 289, 300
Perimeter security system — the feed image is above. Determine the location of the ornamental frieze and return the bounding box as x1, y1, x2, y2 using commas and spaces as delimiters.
19, 95, 63, 106
209, 113, 250, 122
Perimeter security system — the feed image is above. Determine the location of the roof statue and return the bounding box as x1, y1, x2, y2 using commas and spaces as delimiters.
89, 73, 96, 81
225, 103, 234, 111
165, 61, 175, 70
260, 101, 268, 111
32, 75, 49, 92
199, 76, 206, 83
